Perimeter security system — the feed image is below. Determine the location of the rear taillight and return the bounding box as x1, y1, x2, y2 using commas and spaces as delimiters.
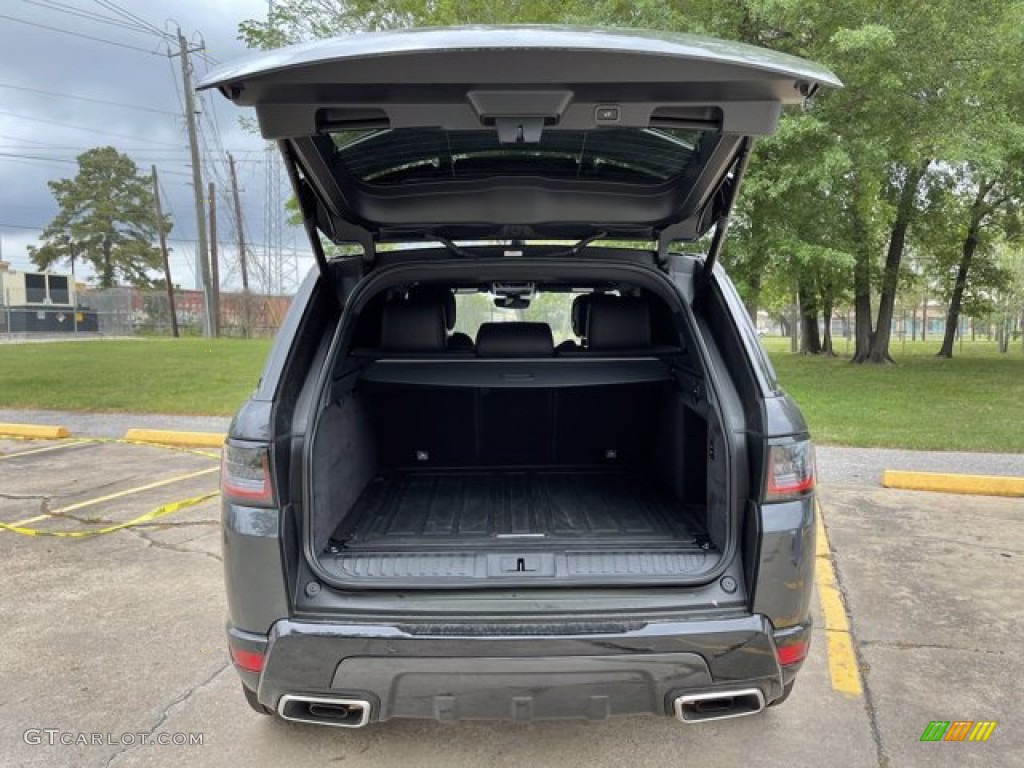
775, 639, 809, 667
765, 440, 816, 502
221, 443, 274, 506
229, 646, 265, 673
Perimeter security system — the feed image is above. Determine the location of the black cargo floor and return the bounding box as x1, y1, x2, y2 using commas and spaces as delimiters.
329, 469, 705, 550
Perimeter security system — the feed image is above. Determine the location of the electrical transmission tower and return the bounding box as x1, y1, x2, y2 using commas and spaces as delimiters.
263, 143, 287, 295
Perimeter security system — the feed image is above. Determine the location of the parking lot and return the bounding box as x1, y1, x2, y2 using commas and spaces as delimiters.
0, 436, 1021, 767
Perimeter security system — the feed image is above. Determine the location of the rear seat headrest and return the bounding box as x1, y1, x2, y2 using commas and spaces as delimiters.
380, 298, 447, 352
476, 322, 554, 358
586, 295, 652, 350
407, 284, 456, 331
570, 294, 593, 339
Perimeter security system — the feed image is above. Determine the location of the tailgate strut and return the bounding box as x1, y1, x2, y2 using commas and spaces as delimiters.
696, 136, 754, 295
278, 140, 333, 281
278, 141, 369, 307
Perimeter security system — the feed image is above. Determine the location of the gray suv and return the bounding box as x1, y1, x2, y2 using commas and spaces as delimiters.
203, 26, 838, 727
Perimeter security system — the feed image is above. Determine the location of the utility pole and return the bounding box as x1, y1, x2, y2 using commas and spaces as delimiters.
208, 181, 221, 337
227, 154, 249, 292
176, 29, 213, 337
151, 166, 179, 338
228, 153, 251, 337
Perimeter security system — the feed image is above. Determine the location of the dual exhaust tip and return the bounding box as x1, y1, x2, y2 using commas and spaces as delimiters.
278, 694, 371, 728
673, 688, 765, 723
276, 688, 766, 727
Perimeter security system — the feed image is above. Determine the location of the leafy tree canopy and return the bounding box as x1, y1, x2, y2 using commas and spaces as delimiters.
29, 146, 169, 288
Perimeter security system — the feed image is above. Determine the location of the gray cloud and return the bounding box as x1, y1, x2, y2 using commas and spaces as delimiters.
0, 0, 313, 291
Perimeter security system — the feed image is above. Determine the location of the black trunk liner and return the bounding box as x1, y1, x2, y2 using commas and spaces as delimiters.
320, 470, 715, 587
330, 469, 705, 549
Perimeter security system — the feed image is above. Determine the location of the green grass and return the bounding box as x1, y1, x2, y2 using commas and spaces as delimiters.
0, 338, 270, 416
763, 337, 1024, 452
1, 336, 1021, 451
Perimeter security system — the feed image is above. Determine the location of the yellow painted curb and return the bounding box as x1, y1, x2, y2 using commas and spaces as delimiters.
814, 501, 864, 697
0, 423, 70, 439
123, 429, 225, 448
882, 470, 1024, 498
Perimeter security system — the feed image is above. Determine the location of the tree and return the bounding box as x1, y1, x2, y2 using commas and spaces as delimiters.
29, 147, 168, 288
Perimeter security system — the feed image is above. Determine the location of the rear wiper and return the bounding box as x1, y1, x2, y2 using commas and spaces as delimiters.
551, 231, 607, 257
433, 235, 480, 258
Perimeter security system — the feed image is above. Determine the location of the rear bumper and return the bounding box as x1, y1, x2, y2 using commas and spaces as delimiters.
236, 614, 790, 723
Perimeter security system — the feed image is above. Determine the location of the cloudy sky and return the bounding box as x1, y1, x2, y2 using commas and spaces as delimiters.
0, 0, 315, 293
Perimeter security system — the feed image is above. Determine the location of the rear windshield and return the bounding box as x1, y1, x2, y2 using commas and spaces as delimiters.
453, 290, 575, 344
330, 128, 703, 185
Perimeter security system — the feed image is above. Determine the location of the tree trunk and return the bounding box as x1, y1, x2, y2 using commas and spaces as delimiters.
743, 271, 761, 327
819, 278, 835, 356
798, 282, 822, 355
789, 292, 799, 353
937, 183, 994, 358
937, 229, 978, 358
821, 301, 835, 356
850, 200, 874, 362
101, 241, 114, 288
865, 161, 928, 364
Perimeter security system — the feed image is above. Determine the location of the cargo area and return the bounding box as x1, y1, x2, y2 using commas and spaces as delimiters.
309, 373, 728, 588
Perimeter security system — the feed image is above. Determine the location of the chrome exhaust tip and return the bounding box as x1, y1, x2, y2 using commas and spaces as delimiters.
673, 688, 765, 723
277, 694, 371, 728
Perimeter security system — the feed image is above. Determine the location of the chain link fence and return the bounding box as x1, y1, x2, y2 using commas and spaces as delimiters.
0, 288, 291, 339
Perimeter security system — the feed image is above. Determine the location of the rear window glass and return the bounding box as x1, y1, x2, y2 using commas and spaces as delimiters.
453, 291, 575, 344
330, 128, 703, 185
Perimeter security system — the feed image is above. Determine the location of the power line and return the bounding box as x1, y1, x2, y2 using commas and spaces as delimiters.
20, 0, 171, 39
0, 82, 179, 117
0, 109, 183, 147
0, 220, 312, 255
91, 0, 170, 40
0, 152, 193, 176
0, 12, 166, 56
0, 134, 193, 152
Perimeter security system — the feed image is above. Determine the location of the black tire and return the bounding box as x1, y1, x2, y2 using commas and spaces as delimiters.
767, 680, 795, 707
242, 684, 274, 715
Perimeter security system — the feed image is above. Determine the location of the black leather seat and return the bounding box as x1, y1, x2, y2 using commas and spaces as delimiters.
580, 295, 653, 354
476, 322, 554, 357
379, 297, 449, 352
407, 284, 475, 351
555, 294, 593, 354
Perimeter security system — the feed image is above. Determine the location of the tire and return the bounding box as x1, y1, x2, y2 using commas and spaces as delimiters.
767, 680, 795, 707
242, 684, 274, 715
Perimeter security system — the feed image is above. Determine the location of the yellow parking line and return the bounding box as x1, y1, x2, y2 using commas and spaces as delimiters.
7, 514, 50, 527
815, 503, 864, 696
0, 441, 90, 461
1, 466, 219, 532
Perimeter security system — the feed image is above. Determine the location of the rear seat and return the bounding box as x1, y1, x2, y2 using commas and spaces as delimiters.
376, 296, 473, 356
476, 322, 554, 357
587, 295, 652, 352
554, 294, 593, 354
559, 294, 653, 356
407, 285, 475, 351
380, 298, 447, 352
